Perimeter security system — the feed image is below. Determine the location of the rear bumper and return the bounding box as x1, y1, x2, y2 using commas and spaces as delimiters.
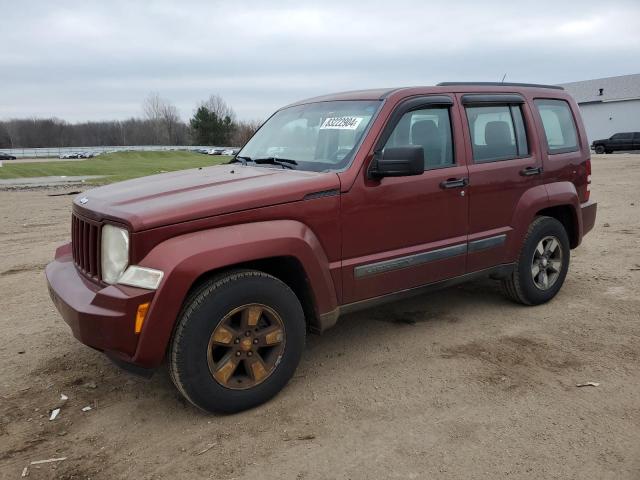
46, 243, 155, 369
581, 200, 597, 237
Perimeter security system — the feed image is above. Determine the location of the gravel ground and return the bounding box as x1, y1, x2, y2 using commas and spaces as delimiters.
0, 154, 639, 480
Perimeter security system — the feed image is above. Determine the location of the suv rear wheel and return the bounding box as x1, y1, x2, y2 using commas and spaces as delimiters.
594, 144, 605, 154
169, 270, 305, 413
502, 216, 570, 305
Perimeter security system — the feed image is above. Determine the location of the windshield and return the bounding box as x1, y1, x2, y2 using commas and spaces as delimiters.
237, 100, 381, 172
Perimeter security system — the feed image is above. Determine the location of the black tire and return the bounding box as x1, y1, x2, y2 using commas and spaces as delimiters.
169, 270, 305, 413
502, 216, 570, 305
594, 145, 605, 154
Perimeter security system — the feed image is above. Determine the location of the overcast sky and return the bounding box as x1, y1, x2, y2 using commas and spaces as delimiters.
1, 0, 639, 123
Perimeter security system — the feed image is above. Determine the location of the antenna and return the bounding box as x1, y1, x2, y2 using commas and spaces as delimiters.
501, 73, 507, 83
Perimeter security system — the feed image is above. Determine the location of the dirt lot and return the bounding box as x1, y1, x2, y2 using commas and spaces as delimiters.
1, 154, 639, 479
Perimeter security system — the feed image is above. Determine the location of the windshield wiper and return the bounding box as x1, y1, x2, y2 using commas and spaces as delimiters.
230, 155, 252, 165
253, 157, 298, 169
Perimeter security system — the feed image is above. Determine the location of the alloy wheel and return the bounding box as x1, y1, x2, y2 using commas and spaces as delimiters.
531, 235, 563, 290
207, 304, 286, 390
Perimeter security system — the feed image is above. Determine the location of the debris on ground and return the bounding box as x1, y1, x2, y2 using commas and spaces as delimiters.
30, 457, 67, 465
49, 408, 60, 421
195, 443, 217, 455
82, 381, 97, 389
81, 406, 92, 412
60, 394, 68, 401
284, 434, 316, 441
21, 466, 28, 477
576, 382, 600, 388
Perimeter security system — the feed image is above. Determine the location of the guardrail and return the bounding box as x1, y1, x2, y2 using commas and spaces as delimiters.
0, 145, 235, 159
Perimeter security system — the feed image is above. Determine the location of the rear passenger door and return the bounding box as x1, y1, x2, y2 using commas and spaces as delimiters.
459, 94, 542, 273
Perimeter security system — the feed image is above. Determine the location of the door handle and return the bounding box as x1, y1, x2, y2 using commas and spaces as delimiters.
440, 177, 468, 189
520, 166, 543, 176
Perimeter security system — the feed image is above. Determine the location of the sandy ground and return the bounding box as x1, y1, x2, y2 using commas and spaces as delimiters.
0, 154, 639, 480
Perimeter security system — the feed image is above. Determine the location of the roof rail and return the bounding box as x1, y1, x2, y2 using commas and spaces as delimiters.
437, 81, 564, 90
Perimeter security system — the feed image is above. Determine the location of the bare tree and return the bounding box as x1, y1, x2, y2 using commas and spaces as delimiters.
201, 94, 236, 123
231, 119, 262, 147
142, 92, 183, 144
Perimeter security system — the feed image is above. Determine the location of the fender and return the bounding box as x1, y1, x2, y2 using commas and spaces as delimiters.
506, 182, 581, 260
545, 181, 583, 244
131, 220, 337, 368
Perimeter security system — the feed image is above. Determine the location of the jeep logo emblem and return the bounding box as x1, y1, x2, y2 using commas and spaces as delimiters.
79, 197, 89, 204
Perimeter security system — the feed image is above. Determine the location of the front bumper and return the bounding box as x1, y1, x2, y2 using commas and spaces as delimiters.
46, 243, 155, 367
581, 200, 597, 237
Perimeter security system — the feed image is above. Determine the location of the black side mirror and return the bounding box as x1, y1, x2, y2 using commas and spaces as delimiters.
370, 145, 424, 178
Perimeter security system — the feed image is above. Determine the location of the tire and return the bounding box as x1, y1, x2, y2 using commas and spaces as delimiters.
594, 145, 605, 154
169, 270, 306, 413
502, 216, 570, 306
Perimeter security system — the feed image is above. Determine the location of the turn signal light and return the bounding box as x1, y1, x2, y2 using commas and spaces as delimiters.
135, 302, 150, 334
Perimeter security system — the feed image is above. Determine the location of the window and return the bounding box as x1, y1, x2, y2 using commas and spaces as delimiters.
238, 100, 381, 172
612, 133, 633, 140
534, 99, 579, 154
465, 105, 529, 163
383, 107, 453, 168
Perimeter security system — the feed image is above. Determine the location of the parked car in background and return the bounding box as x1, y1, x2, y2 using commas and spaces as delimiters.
208, 148, 226, 155
0, 152, 17, 160
222, 148, 240, 155
47, 82, 596, 413
591, 132, 640, 154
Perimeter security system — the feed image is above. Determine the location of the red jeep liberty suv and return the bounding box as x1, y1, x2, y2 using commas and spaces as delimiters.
46, 82, 597, 413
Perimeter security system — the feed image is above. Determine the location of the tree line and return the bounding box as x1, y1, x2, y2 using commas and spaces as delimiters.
0, 93, 262, 149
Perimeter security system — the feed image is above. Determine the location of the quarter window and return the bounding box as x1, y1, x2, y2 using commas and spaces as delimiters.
534, 99, 579, 154
383, 107, 454, 168
465, 105, 529, 163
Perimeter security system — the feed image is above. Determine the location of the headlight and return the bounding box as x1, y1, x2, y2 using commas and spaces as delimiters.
101, 224, 129, 284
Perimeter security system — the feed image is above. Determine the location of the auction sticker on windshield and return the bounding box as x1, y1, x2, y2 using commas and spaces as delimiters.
320, 116, 363, 130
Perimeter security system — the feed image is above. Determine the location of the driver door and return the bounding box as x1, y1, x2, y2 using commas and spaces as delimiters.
340, 96, 469, 304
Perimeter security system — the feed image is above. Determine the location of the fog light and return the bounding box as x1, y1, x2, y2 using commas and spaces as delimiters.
135, 302, 150, 334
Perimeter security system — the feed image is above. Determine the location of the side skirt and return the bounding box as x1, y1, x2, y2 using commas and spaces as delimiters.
315, 264, 515, 333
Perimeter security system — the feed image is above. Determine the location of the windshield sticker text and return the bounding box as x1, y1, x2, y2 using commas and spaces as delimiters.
320, 116, 363, 130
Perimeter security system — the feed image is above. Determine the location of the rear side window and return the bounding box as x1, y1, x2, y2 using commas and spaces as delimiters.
465, 105, 529, 163
384, 107, 454, 168
534, 99, 579, 154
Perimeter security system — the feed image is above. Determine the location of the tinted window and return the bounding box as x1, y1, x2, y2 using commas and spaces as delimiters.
465, 105, 528, 162
634, 133, 640, 141
613, 133, 633, 140
384, 107, 453, 168
534, 99, 579, 153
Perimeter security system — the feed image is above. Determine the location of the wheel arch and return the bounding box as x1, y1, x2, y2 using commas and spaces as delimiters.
131, 220, 338, 368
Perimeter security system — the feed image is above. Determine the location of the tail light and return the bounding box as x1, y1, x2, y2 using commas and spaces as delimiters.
585, 158, 591, 202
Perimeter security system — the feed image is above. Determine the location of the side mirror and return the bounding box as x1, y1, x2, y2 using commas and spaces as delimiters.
370, 145, 424, 178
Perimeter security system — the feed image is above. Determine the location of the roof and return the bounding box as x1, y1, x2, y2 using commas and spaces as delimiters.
284, 83, 569, 109
559, 73, 640, 104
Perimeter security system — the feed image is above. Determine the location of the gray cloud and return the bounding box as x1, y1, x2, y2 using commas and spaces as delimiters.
1, 0, 639, 122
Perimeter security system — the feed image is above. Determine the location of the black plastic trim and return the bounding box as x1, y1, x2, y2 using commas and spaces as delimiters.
106, 353, 155, 378
438, 82, 564, 90
468, 234, 507, 253
354, 243, 467, 278
304, 189, 340, 200
341, 264, 516, 316
461, 94, 525, 105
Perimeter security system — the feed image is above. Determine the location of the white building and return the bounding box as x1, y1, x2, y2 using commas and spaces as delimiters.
559, 73, 640, 142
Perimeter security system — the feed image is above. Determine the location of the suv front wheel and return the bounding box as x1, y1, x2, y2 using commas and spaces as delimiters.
502, 216, 570, 305
169, 270, 306, 413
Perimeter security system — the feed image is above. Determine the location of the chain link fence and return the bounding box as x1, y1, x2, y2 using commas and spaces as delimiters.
0, 145, 234, 159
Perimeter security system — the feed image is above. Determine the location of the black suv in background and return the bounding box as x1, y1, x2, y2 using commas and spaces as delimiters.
591, 132, 640, 154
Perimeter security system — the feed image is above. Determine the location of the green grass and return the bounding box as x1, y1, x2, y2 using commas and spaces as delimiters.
0, 151, 231, 184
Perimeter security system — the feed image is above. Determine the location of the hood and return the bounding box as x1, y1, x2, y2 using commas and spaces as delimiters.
73, 164, 341, 231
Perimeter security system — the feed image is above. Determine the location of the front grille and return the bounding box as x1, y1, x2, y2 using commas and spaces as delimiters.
71, 213, 100, 279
